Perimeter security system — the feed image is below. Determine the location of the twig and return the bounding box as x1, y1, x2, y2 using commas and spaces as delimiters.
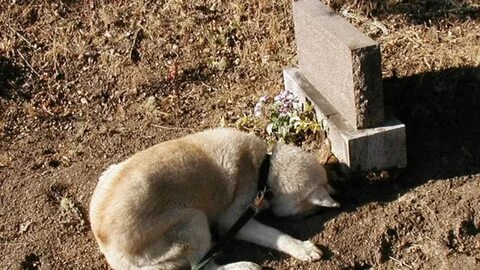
389, 256, 414, 269
422, 202, 443, 235
41, 104, 54, 116
371, 20, 389, 35
400, 34, 428, 54
140, 25, 153, 40
0, 242, 29, 246
201, 81, 220, 92
151, 124, 199, 131
340, 8, 389, 35
129, 28, 143, 62
17, 49, 41, 77
8, 26, 36, 49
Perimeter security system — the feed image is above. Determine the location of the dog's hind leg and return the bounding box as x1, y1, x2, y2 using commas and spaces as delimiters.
105, 209, 212, 270
137, 208, 260, 270
155, 208, 213, 269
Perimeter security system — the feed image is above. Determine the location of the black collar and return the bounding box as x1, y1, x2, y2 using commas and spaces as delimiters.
192, 154, 273, 270
257, 154, 273, 201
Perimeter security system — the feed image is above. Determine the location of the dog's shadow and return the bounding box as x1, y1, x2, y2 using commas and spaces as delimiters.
215, 65, 480, 267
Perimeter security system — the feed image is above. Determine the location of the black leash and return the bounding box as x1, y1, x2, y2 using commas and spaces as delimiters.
192, 154, 272, 270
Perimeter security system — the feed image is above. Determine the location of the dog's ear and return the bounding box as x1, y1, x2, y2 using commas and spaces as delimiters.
309, 188, 340, 208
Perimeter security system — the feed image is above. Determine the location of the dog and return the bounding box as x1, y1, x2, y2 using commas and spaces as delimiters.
89, 128, 339, 270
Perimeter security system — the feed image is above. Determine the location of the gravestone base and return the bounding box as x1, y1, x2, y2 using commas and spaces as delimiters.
284, 68, 407, 171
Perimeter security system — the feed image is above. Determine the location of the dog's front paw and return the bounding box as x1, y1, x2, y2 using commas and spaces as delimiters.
291, 241, 322, 262
217, 261, 262, 270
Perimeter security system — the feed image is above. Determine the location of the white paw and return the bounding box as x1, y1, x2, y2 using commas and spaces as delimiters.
291, 241, 322, 262
217, 261, 262, 270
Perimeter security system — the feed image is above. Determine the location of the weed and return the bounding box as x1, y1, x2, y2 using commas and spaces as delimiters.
254, 90, 321, 144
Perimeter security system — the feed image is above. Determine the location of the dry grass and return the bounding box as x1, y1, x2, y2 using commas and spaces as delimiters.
0, 0, 297, 141
321, 0, 480, 77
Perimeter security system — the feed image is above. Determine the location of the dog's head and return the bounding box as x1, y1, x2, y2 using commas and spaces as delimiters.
268, 143, 339, 217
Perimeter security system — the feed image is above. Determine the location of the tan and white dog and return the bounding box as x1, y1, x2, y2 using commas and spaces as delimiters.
89, 128, 339, 270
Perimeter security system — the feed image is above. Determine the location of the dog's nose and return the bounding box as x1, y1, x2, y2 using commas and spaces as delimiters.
330, 201, 340, 208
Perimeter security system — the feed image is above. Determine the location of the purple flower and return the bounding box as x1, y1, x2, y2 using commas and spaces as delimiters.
254, 102, 263, 117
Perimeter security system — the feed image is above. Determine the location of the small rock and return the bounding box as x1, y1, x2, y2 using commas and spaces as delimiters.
98, 125, 108, 134
75, 123, 87, 140
215, 57, 228, 71
31, 162, 42, 170
143, 96, 157, 112
60, 197, 74, 211
18, 221, 32, 234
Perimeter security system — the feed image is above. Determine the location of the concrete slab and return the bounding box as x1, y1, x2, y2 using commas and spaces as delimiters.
284, 68, 406, 171
293, 0, 384, 129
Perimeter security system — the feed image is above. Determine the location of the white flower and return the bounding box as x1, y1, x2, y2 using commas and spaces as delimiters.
266, 123, 273, 135
259, 95, 269, 103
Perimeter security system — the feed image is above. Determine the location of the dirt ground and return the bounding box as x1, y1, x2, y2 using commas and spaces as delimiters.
1, 0, 480, 269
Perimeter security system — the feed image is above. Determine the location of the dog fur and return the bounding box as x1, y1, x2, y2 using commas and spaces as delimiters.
89, 128, 339, 270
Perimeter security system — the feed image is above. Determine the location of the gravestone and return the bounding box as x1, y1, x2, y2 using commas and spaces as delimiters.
284, 0, 406, 171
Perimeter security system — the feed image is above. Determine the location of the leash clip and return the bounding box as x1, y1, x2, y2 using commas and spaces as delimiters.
253, 186, 270, 209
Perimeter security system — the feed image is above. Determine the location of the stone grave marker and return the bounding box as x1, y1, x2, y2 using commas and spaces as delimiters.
284, 0, 407, 171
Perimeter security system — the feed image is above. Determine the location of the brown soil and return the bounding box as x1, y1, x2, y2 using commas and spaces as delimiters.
1, 1, 479, 269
